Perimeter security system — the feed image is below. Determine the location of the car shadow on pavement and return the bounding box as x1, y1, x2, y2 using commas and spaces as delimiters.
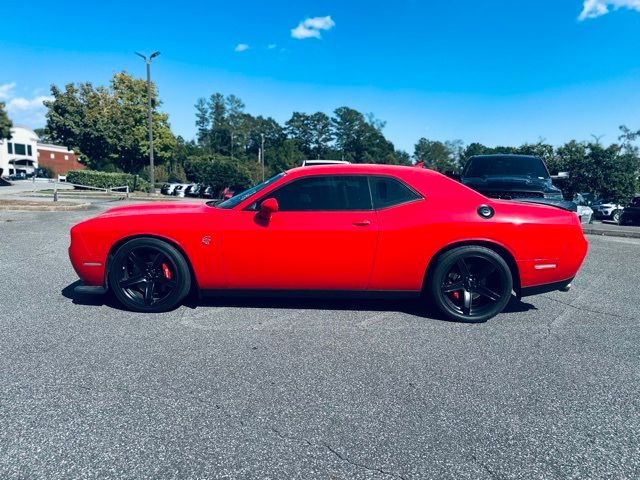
61, 280, 537, 322
189, 292, 538, 322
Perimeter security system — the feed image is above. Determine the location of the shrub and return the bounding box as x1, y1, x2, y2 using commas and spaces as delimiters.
66, 170, 150, 192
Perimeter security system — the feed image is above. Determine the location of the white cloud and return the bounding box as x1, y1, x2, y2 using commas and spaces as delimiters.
291, 15, 335, 40
0, 82, 16, 100
267, 43, 277, 49
579, 0, 640, 20
7, 96, 52, 112
234, 43, 250, 52
3, 86, 52, 126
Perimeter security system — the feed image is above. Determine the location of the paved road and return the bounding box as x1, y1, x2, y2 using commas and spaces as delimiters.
0, 178, 73, 196
0, 205, 638, 479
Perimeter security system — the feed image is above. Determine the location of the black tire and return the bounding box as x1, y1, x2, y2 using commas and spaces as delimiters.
108, 237, 191, 312
612, 210, 621, 224
429, 246, 513, 323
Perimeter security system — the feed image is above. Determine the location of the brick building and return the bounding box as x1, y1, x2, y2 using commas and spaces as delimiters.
37, 143, 84, 178
0, 126, 85, 179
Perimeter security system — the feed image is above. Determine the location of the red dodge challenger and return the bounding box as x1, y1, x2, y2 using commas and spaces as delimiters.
69, 164, 588, 322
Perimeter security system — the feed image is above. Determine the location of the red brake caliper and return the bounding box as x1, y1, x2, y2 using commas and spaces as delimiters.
161, 263, 172, 279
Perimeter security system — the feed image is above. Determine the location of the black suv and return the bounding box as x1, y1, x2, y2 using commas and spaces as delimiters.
620, 195, 640, 226
460, 154, 575, 211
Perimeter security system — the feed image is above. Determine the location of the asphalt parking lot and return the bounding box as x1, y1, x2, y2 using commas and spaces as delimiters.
1, 204, 639, 479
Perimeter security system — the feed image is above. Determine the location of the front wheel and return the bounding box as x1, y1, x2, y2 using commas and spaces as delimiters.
429, 246, 513, 323
108, 238, 191, 312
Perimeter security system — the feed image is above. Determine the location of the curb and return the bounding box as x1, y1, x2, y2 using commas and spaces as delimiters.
582, 227, 640, 239
0, 202, 93, 212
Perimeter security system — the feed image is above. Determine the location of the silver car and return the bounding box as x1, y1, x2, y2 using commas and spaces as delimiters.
593, 200, 624, 223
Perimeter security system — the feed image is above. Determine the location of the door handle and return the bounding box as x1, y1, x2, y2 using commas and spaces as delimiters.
352, 220, 371, 226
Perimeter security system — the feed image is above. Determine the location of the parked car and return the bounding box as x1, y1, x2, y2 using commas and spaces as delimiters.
619, 195, 640, 226
161, 183, 180, 196
69, 164, 588, 323
572, 194, 594, 224
592, 199, 625, 223
460, 154, 577, 213
182, 184, 198, 197
573, 192, 597, 206
186, 184, 206, 198
171, 184, 193, 198
201, 185, 216, 199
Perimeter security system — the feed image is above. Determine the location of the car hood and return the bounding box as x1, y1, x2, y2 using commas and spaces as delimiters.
98, 202, 208, 218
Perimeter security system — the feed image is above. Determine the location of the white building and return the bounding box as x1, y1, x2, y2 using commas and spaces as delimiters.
0, 126, 40, 177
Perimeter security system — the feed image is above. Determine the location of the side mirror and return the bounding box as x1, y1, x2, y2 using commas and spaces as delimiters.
551, 172, 569, 180
259, 197, 279, 221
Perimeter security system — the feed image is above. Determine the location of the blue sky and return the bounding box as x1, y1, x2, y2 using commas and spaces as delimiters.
1, 0, 640, 154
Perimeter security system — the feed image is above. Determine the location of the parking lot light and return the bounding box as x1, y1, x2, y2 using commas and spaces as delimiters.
135, 51, 161, 194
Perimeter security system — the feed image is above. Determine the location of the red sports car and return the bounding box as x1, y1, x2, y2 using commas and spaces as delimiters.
69, 164, 588, 322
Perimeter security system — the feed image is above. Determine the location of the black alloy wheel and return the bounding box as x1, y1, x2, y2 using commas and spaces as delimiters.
108, 238, 191, 312
430, 246, 513, 323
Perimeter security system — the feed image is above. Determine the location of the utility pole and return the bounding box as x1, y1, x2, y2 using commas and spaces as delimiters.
260, 133, 265, 182
135, 51, 161, 194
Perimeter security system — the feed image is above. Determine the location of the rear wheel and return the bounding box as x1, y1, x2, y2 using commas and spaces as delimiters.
108, 238, 191, 312
612, 210, 621, 224
430, 246, 513, 323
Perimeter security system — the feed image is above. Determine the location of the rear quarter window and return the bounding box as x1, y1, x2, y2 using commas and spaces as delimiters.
370, 176, 421, 209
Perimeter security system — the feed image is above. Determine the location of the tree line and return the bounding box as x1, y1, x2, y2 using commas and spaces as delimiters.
1, 71, 637, 201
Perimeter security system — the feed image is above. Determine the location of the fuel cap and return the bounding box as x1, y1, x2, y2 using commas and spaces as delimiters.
477, 204, 494, 219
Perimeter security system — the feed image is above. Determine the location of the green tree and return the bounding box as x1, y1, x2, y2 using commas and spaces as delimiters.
194, 98, 210, 146
309, 112, 333, 159
331, 107, 398, 163
285, 112, 314, 156
286, 111, 335, 159
414, 138, 459, 172
462, 142, 488, 162
44, 72, 176, 173
0, 102, 12, 140
554, 139, 638, 202
332, 107, 364, 161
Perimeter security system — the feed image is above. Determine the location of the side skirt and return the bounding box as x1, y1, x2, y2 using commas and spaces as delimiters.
201, 289, 422, 300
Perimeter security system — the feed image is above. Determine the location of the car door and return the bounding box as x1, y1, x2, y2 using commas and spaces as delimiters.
221, 174, 378, 290
366, 175, 427, 291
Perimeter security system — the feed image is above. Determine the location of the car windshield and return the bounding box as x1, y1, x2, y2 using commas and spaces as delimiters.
215, 173, 285, 209
464, 156, 549, 179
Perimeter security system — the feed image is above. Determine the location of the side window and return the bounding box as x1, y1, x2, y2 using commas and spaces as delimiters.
260, 175, 372, 211
370, 176, 421, 209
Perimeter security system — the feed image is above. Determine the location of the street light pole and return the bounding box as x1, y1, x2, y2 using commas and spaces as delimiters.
136, 51, 161, 194
260, 133, 265, 182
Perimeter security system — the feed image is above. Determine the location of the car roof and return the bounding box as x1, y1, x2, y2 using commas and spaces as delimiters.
285, 163, 439, 178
